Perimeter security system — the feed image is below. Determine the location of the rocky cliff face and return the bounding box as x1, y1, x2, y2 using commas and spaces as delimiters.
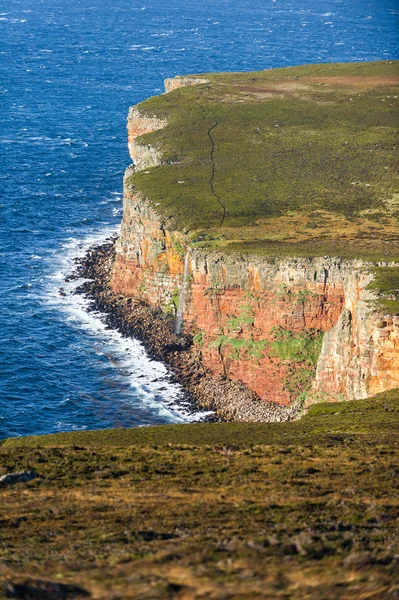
164, 76, 210, 92
127, 107, 165, 170
313, 275, 399, 401
112, 87, 399, 406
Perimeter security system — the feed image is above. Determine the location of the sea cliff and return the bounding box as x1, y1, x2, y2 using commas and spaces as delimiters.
113, 172, 399, 407
109, 63, 399, 415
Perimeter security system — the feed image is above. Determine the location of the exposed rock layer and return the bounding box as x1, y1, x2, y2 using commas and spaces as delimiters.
127, 107, 165, 170
164, 76, 210, 92
314, 279, 399, 400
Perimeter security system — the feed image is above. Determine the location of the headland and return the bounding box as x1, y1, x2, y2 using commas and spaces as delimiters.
79, 61, 399, 419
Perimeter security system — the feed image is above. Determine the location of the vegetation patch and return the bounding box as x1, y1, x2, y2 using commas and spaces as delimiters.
270, 326, 324, 400
193, 329, 205, 347
209, 303, 269, 362
270, 326, 324, 365
211, 335, 269, 361
161, 288, 180, 315
225, 304, 255, 331
367, 266, 399, 314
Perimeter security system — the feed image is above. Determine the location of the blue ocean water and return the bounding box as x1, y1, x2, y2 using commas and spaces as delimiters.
1, 0, 398, 438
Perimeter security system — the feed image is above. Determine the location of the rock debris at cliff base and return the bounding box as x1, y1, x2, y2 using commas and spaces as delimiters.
68, 240, 298, 423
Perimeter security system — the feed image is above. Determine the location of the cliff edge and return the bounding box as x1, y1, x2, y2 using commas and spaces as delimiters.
112, 61, 399, 409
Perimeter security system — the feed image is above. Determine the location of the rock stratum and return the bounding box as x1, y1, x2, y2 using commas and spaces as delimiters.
112, 62, 399, 413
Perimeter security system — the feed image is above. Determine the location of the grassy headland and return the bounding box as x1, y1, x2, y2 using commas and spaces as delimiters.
131, 61, 398, 255
129, 61, 399, 309
1, 389, 398, 598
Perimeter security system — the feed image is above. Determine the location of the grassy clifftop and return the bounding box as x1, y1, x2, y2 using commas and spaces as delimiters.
130, 61, 399, 263
1, 390, 398, 598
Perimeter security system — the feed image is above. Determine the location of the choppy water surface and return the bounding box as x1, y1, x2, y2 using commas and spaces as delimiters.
1, 0, 398, 437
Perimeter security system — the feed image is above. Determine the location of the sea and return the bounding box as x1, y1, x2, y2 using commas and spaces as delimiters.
1, 0, 398, 438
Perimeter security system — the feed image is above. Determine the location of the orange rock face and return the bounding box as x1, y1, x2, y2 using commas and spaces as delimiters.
112, 182, 187, 308
311, 278, 399, 402
112, 184, 349, 405
181, 256, 347, 405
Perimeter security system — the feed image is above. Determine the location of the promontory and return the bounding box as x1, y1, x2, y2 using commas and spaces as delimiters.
97, 60, 399, 418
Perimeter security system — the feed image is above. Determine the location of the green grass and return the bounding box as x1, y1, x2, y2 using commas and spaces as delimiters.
220, 238, 399, 263
367, 266, 399, 314
130, 61, 398, 265
0, 390, 398, 598
200, 60, 399, 82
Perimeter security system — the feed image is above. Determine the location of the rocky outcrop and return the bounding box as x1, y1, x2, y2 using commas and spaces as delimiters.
112, 91, 399, 407
112, 179, 185, 308
0, 471, 38, 487
164, 76, 210, 92
127, 75, 210, 165
127, 107, 166, 169
74, 240, 297, 422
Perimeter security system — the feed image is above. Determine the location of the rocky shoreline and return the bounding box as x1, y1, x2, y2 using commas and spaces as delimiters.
67, 239, 300, 423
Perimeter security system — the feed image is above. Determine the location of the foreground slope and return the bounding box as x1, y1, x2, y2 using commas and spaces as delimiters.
1, 391, 398, 599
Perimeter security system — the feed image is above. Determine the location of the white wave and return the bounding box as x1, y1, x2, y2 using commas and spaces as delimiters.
100, 194, 122, 205
44, 226, 211, 424
1, 18, 28, 23
55, 421, 88, 431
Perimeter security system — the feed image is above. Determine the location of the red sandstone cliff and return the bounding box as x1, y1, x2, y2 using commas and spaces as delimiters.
111, 85, 399, 407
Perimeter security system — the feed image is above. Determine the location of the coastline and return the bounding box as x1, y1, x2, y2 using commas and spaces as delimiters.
68, 239, 299, 423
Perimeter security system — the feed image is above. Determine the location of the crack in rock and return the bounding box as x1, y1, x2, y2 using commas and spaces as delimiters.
197, 99, 226, 227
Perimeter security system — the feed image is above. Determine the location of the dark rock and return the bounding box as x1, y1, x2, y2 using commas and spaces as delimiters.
137, 530, 178, 541
0, 471, 39, 487
5, 579, 90, 599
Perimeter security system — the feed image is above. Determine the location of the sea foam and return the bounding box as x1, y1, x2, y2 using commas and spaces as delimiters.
44, 226, 212, 424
